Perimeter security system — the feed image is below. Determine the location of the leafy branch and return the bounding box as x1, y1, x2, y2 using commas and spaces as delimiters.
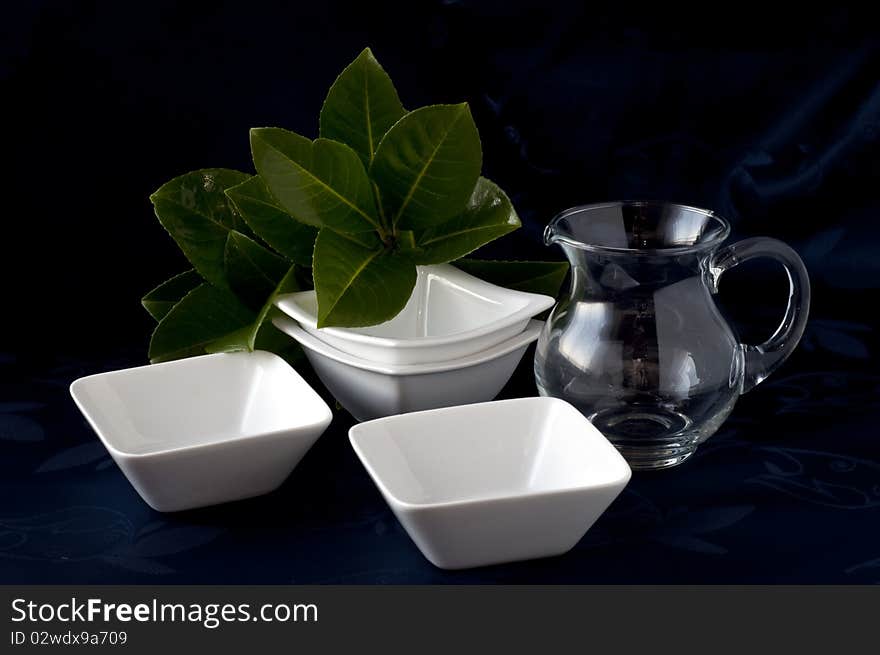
143, 47, 568, 363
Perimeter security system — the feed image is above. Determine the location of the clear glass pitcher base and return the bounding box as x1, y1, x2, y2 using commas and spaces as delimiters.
535, 372, 735, 469
587, 406, 701, 470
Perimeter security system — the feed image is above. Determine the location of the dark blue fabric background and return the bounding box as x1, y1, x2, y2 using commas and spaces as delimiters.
2, 1, 878, 583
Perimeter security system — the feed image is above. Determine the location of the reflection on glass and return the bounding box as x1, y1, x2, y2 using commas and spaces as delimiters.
535, 201, 810, 469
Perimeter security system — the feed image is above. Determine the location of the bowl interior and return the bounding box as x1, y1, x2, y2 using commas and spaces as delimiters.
71, 352, 329, 455
351, 398, 629, 505
291, 266, 533, 339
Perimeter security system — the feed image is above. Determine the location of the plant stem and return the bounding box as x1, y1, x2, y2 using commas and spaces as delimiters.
372, 182, 392, 237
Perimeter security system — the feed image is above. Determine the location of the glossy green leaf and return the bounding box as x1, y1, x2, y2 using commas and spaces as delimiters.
412, 177, 520, 265
396, 229, 417, 251
313, 229, 416, 328
250, 128, 381, 234
454, 259, 570, 298
207, 265, 301, 353
371, 104, 482, 230
150, 169, 251, 289
225, 176, 318, 265
148, 284, 255, 363
144, 56, 552, 343
319, 47, 406, 167
141, 270, 203, 321
224, 231, 289, 310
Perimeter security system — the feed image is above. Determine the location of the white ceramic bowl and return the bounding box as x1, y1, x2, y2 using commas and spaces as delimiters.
272, 316, 542, 421
349, 397, 631, 569
274, 264, 554, 365
69, 351, 333, 512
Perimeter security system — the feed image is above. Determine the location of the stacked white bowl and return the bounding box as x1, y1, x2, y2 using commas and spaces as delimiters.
272, 264, 554, 420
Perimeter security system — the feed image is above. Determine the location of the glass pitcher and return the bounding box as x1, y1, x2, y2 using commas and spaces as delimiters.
534, 201, 810, 470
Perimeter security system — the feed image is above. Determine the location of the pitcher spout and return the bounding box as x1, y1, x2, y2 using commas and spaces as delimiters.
543, 222, 560, 247
544, 216, 584, 273
544, 212, 580, 249
544, 214, 583, 266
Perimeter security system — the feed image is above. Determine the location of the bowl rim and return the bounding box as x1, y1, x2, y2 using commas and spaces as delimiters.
272, 316, 543, 376
348, 397, 632, 510
274, 264, 555, 349
69, 351, 333, 459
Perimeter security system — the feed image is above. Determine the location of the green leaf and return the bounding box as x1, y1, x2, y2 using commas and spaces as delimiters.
412, 177, 521, 265
313, 229, 416, 328
207, 266, 301, 353
225, 176, 318, 265
150, 169, 251, 289
371, 104, 482, 230
224, 230, 289, 310
250, 128, 381, 234
319, 47, 406, 168
148, 284, 255, 363
396, 229, 417, 251
141, 270, 202, 321
454, 259, 570, 298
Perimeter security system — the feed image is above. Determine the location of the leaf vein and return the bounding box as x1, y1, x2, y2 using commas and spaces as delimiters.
391, 109, 463, 225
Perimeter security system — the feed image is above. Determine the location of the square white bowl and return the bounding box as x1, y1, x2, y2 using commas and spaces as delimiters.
274, 264, 554, 365
349, 397, 631, 569
273, 316, 542, 421
70, 351, 333, 512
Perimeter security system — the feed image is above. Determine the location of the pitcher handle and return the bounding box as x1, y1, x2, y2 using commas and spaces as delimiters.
708, 237, 811, 393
